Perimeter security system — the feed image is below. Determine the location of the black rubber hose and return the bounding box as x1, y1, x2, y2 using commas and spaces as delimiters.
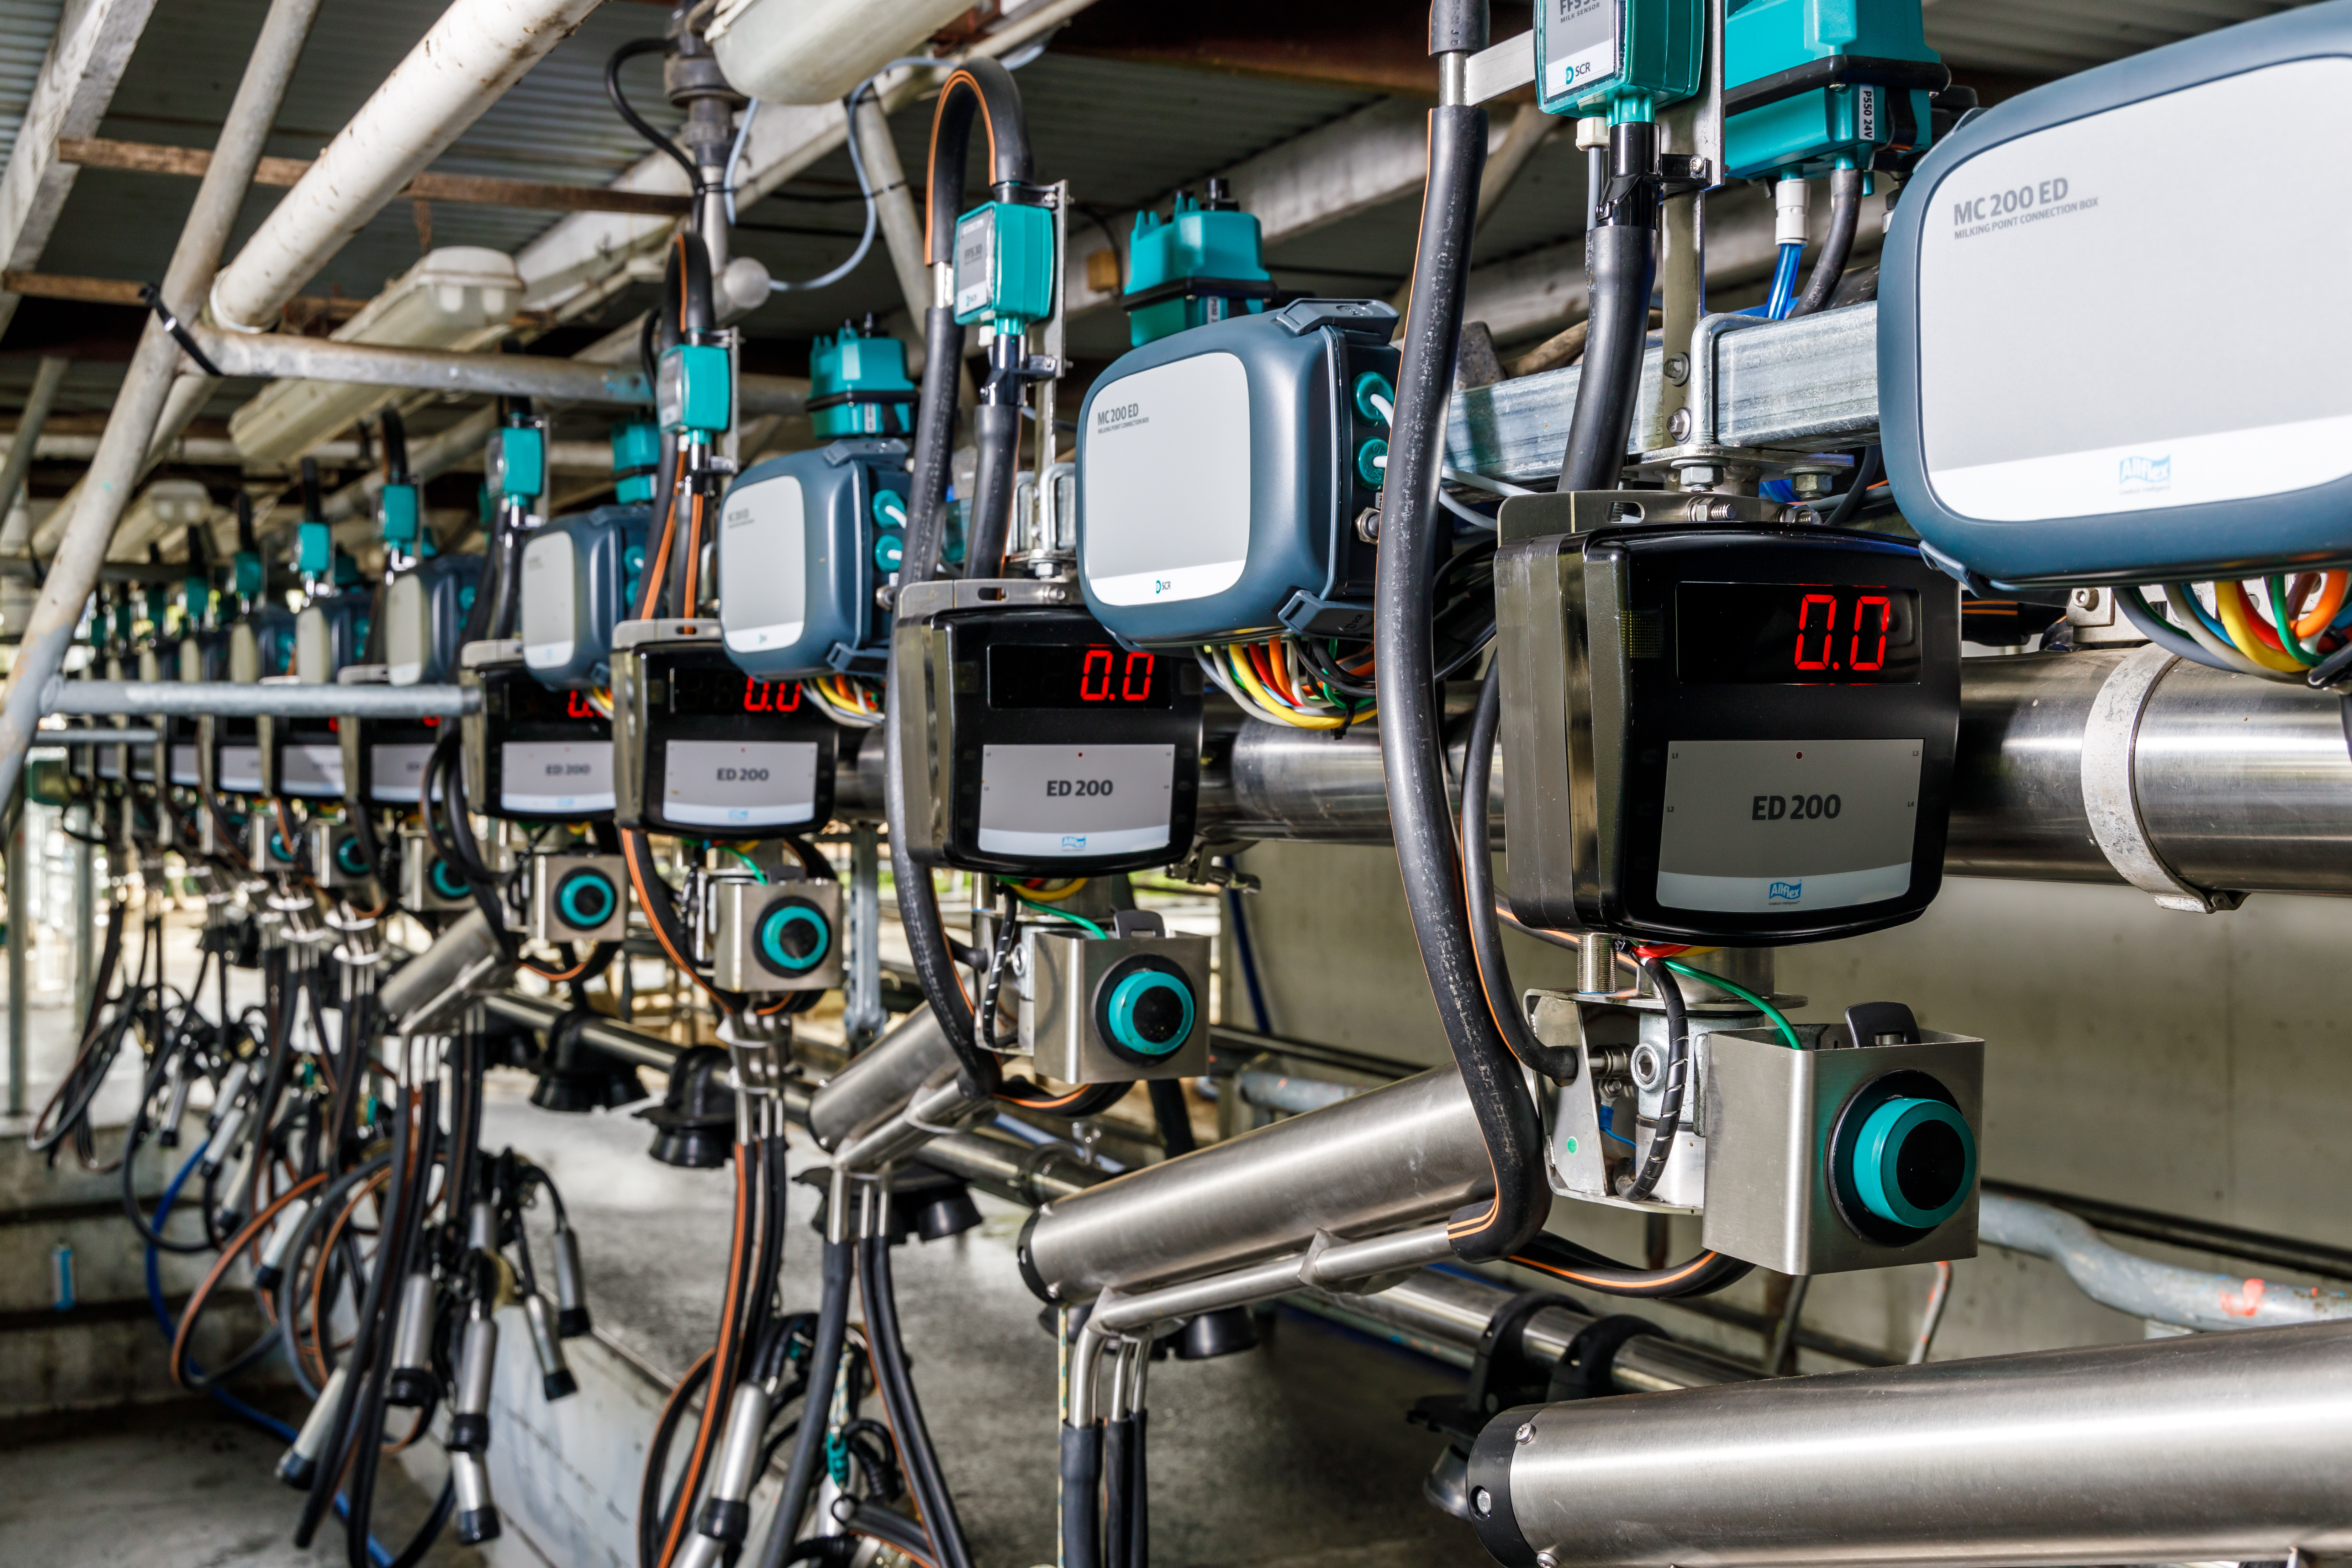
1127, 1408, 1149, 1568
859, 1234, 974, 1568
1371, 69, 1549, 1263
902, 305, 966, 590
962, 402, 1024, 579
1461, 677, 1581, 1083
381, 408, 409, 485
754, 1239, 853, 1568
1788, 165, 1863, 320
923, 60, 1033, 268
1102, 1416, 1132, 1568
1508, 1230, 1753, 1299
664, 230, 717, 341
607, 37, 699, 189
1623, 956, 1688, 1204
1556, 122, 1658, 494
1059, 1421, 1103, 1568
1145, 1078, 1196, 1157
1825, 444, 1881, 528
836, 1501, 933, 1564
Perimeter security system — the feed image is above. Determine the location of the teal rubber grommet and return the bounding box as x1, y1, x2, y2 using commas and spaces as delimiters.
1106, 970, 1195, 1056
1356, 438, 1389, 489
1852, 1096, 1976, 1229
557, 870, 617, 930
429, 859, 469, 900
334, 836, 370, 876
1352, 370, 1396, 425
874, 533, 904, 572
872, 489, 907, 530
759, 902, 829, 972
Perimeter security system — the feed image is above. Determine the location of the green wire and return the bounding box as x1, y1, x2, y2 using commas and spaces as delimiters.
1014, 896, 1107, 939
724, 846, 769, 883
2269, 576, 2321, 667
1661, 959, 1803, 1050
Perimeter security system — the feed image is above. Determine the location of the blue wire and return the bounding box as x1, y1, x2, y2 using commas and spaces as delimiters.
1765, 243, 1803, 320
1223, 878, 1273, 1035
146, 1148, 394, 1568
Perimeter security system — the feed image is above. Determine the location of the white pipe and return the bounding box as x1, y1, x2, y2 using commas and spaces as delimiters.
208, 0, 604, 333
0, 0, 324, 819
1980, 1192, 2352, 1332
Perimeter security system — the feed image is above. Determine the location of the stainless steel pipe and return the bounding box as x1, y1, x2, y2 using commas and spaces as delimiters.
1018, 1065, 1490, 1302
45, 680, 477, 719
1465, 1319, 2352, 1568
806, 1007, 956, 1151
1199, 651, 2352, 898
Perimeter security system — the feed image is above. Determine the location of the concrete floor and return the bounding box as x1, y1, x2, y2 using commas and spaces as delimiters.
478, 1074, 1489, 1568
0, 1399, 486, 1568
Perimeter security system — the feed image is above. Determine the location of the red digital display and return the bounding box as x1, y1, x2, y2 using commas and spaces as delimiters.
1675, 582, 1920, 685
987, 643, 1172, 709
742, 677, 802, 713
669, 667, 804, 716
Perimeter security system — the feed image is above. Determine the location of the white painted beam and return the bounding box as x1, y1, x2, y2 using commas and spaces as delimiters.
0, 0, 163, 339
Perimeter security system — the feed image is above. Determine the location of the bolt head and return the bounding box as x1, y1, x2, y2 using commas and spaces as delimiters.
1663, 354, 1690, 387
1356, 507, 1382, 544
1666, 407, 1693, 443
2072, 588, 2100, 609
1515, 1422, 1535, 1443
1789, 471, 1832, 498
1473, 1487, 1493, 1517
1677, 464, 1723, 491
1537, 1554, 1560, 1568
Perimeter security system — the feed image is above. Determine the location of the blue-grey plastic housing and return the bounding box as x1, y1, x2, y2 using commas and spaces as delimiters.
519, 503, 649, 688
1076, 300, 1399, 648
1879, 3, 2352, 588
718, 439, 908, 680
383, 553, 480, 686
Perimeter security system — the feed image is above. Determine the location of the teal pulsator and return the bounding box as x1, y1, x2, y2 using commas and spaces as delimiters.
758, 902, 829, 972
1721, 0, 1945, 180
1850, 1096, 1976, 1228
557, 869, 618, 930
809, 322, 917, 440
1106, 969, 1194, 1055
1122, 187, 1272, 348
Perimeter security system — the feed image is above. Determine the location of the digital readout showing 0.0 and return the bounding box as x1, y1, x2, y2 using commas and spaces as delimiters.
987, 643, 1171, 710
1675, 583, 1921, 685
667, 667, 804, 716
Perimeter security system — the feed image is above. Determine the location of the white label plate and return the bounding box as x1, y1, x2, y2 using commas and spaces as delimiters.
218, 745, 264, 794
1082, 352, 1251, 607
501, 740, 614, 814
661, 739, 819, 828
1654, 738, 1921, 914
977, 743, 1174, 859
278, 742, 345, 797
369, 743, 437, 804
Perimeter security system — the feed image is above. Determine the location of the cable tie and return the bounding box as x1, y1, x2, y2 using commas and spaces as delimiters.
139, 283, 226, 379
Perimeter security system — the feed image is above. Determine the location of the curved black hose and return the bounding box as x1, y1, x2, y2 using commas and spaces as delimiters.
381, 408, 409, 485
607, 38, 698, 189
1461, 678, 1580, 1082
1623, 956, 1688, 1204
1824, 444, 1881, 528
1557, 121, 1658, 494
1787, 165, 1862, 320
922, 60, 1033, 268
620, 829, 745, 1015
1509, 1230, 1753, 1299
962, 402, 1023, 581
837, 1501, 934, 1566
663, 230, 717, 342
753, 1238, 853, 1568
858, 1235, 973, 1568
425, 732, 518, 960
1371, 67, 1548, 1263
1059, 1420, 1102, 1568
639, 1353, 716, 1568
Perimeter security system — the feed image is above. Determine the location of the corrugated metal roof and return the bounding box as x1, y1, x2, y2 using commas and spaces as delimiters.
1925, 0, 2314, 76
0, 0, 64, 173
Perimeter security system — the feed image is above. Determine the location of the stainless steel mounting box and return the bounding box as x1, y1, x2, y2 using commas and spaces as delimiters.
1021, 928, 1211, 1085
711, 878, 844, 993
1702, 1026, 1983, 1276
527, 852, 629, 944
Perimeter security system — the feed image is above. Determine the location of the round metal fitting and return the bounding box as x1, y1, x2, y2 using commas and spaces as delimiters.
1472, 1487, 1493, 1518
1629, 1041, 1664, 1091
1666, 406, 1693, 442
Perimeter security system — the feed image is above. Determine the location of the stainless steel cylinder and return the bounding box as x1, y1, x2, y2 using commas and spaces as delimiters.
523, 1293, 574, 1399
276, 1365, 346, 1486
1467, 1319, 2352, 1568
552, 1226, 588, 1335
707, 1382, 773, 1504
453, 1313, 497, 1417
1199, 653, 2352, 898
379, 907, 511, 1033
390, 1272, 434, 1376
807, 1006, 956, 1152
1019, 1065, 1489, 1301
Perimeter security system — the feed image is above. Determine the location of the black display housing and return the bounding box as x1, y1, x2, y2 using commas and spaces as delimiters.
893, 605, 1205, 876
462, 659, 612, 823
612, 640, 839, 838
1497, 526, 1961, 944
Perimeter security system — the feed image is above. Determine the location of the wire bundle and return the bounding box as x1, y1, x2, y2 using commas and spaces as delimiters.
807, 674, 884, 728
1197, 639, 1377, 730
2118, 573, 2352, 682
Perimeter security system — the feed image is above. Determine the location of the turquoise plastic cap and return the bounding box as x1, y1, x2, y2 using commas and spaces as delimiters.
380, 482, 420, 545
488, 425, 546, 501
951, 200, 1056, 328
297, 521, 331, 577
811, 325, 917, 438
429, 859, 470, 900
658, 343, 733, 436
1123, 192, 1272, 346
269, 830, 294, 864
557, 869, 617, 929
612, 421, 660, 503
1852, 1096, 1976, 1229
1106, 970, 1195, 1056
233, 550, 264, 601
759, 903, 830, 972
334, 835, 370, 876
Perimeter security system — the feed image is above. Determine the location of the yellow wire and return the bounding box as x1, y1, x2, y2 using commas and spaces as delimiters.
1225, 645, 1336, 727
2215, 581, 2305, 674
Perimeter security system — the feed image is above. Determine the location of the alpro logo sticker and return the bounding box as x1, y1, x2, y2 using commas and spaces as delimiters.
2119, 454, 2172, 492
